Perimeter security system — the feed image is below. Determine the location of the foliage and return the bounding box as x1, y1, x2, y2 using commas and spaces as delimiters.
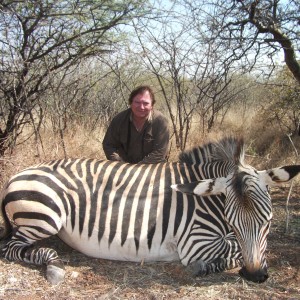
0, 0, 298, 157
0, 0, 148, 155
182, 0, 300, 83
131, 5, 249, 150
264, 66, 300, 135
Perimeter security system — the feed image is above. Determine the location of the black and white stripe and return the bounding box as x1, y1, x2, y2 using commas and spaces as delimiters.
1, 136, 300, 284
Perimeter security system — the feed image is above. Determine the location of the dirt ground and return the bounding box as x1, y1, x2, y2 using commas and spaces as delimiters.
0, 185, 300, 300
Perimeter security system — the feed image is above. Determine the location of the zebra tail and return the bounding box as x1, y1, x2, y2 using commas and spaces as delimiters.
0, 185, 12, 241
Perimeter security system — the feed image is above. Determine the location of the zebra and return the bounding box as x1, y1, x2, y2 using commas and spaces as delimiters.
0, 136, 299, 285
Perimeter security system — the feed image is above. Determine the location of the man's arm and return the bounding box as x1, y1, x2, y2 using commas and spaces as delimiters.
102, 118, 127, 162
141, 114, 170, 164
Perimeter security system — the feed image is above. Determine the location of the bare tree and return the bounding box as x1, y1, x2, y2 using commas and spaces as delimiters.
133, 22, 199, 150
132, 6, 245, 150
44, 62, 109, 158
183, 0, 300, 83
261, 66, 300, 136
98, 50, 151, 115
0, 0, 149, 156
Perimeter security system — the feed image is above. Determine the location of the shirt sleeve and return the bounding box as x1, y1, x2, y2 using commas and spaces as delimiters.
102, 117, 127, 162
141, 113, 170, 164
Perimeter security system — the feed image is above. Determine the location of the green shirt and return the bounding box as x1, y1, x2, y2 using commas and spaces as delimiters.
102, 108, 170, 164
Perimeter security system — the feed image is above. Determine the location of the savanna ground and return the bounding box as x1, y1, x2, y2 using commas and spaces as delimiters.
0, 124, 300, 300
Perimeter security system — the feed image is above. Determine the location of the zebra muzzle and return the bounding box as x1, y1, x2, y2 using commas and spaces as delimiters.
239, 266, 269, 283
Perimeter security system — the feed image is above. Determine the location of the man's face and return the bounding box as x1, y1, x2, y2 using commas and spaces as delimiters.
130, 91, 153, 119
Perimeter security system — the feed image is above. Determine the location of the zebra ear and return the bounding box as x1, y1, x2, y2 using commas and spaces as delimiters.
171, 178, 226, 196
264, 165, 300, 186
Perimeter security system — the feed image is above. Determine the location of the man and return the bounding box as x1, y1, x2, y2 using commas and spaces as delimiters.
102, 85, 170, 164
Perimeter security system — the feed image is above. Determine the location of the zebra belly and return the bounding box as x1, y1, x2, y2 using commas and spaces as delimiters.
57, 228, 180, 262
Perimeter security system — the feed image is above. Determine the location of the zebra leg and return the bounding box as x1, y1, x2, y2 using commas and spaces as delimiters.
1, 230, 65, 285
190, 257, 243, 277
24, 244, 66, 285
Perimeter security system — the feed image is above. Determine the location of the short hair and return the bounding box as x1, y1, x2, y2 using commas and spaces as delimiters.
128, 85, 156, 105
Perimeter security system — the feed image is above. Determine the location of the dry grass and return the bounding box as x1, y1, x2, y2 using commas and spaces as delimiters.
0, 123, 300, 299
0, 124, 105, 185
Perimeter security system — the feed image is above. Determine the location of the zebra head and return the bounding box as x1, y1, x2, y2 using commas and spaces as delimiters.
172, 137, 300, 283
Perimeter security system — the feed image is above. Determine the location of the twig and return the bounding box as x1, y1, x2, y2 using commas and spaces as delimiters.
285, 133, 299, 233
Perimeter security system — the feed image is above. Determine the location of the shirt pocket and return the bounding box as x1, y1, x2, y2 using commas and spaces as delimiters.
143, 134, 154, 154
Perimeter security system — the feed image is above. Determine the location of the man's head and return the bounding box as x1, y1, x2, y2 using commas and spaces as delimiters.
129, 85, 155, 120
128, 85, 156, 106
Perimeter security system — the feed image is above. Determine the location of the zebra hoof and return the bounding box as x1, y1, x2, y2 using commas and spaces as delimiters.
46, 264, 65, 285
188, 260, 208, 277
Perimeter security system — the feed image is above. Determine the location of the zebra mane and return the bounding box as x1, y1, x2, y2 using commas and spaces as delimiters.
179, 136, 245, 165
